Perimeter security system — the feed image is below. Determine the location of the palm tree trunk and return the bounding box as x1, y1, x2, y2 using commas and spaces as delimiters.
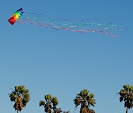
126, 108, 128, 113
16, 110, 18, 113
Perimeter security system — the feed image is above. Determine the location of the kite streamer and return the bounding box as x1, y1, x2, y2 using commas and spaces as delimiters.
8, 8, 122, 38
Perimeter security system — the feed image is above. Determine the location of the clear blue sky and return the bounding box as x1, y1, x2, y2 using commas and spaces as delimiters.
0, 1, 133, 113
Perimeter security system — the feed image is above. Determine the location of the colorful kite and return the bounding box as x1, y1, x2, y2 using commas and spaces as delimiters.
8, 8, 24, 25
8, 8, 122, 38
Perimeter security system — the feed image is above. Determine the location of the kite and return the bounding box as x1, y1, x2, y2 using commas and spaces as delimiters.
8, 8, 24, 25
8, 8, 122, 38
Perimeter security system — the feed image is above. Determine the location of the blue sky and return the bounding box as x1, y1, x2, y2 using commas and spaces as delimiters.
0, 0, 133, 113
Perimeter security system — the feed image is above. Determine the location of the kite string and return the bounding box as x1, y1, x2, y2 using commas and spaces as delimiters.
24, 12, 43, 15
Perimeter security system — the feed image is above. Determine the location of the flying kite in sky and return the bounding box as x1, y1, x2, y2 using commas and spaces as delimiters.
8, 8, 122, 38
8, 8, 24, 25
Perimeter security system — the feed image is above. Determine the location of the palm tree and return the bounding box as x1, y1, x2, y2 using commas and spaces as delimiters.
119, 84, 133, 113
73, 89, 96, 113
39, 94, 59, 113
9, 85, 30, 113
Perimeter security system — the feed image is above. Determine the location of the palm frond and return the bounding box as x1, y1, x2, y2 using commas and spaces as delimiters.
23, 89, 29, 94
80, 89, 89, 97
89, 93, 94, 99
51, 97, 58, 106
73, 98, 81, 107
119, 96, 123, 102
39, 100, 45, 106
45, 94, 52, 102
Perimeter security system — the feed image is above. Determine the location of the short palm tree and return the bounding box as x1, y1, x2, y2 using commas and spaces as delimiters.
73, 89, 96, 113
119, 84, 133, 113
39, 94, 59, 113
9, 85, 30, 113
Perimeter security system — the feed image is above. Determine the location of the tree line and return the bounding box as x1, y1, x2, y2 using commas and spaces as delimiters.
9, 84, 133, 113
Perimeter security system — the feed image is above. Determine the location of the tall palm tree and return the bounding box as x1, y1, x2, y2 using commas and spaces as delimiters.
119, 84, 133, 113
73, 89, 96, 113
39, 94, 59, 113
9, 85, 30, 113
